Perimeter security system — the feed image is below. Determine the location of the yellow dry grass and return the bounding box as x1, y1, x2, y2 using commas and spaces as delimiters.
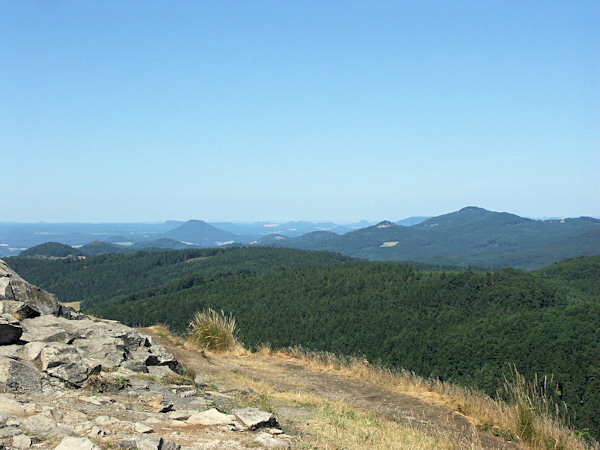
148, 329, 596, 449
216, 364, 472, 449
63, 301, 81, 311
279, 346, 596, 450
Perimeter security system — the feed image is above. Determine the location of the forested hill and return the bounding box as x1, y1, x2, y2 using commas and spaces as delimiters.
4, 247, 355, 305
81, 254, 600, 438
259, 207, 600, 269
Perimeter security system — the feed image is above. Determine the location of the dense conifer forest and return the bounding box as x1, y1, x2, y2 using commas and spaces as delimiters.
5, 249, 600, 437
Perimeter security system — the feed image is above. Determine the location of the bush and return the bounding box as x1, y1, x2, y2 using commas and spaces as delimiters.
188, 308, 237, 351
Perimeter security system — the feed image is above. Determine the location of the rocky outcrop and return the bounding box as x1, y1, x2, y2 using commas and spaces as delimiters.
0, 260, 289, 449
0, 260, 66, 317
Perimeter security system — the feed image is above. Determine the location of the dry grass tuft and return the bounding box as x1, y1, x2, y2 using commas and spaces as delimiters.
187, 308, 239, 352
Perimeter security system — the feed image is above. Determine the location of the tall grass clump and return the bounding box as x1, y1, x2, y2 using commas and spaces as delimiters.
497, 365, 593, 449
188, 308, 237, 352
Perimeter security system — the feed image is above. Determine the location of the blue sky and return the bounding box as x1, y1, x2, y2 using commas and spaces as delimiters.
2, 1, 598, 222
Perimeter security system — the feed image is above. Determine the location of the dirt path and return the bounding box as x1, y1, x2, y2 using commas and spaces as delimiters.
145, 330, 520, 449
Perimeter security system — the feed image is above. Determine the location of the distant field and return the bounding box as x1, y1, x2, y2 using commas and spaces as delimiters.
63, 301, 81, 311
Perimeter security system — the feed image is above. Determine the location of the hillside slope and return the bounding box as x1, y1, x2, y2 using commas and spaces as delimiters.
88, 256, 600, 438
5, 247, 354, 306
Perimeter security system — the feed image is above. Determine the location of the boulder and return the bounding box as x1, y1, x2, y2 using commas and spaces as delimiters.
0, 300, 40, 319
0, 313, 23, 345
0, 356, 44, 393
232, 407, 278, 430
39, 343, 101, 386
0, 260, 62, 316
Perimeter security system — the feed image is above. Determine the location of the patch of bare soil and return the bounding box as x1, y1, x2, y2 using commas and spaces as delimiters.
143, 329, 520, 449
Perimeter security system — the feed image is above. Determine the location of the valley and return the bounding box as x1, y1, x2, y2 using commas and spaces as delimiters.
6, 246, 600, 442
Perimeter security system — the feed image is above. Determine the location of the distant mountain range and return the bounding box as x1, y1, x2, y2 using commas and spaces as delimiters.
4, 207, 599, 269
259, 207, 600, 269
0, 219, 381, 256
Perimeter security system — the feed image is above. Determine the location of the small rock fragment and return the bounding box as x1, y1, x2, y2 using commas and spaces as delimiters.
180, 390, 197, 398
166, 410, 196, 421
88, 426, 107, 438
55, 436, 101, 450
12, 434, 32, 449
134, 435, 180, 450
135, 422, 154, 434
187, 408, 235, 426
193, 375, 207, 387
254, 432, 290, 448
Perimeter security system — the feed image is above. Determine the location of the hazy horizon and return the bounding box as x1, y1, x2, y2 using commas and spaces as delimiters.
0, 207, 598, 226
3, 2, 598, 222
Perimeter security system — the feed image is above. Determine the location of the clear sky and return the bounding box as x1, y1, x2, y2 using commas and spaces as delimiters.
2, 1, 598, 222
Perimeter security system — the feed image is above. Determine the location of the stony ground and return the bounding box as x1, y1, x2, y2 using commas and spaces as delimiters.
0, 368, 293, 449
0, 259, 292, 449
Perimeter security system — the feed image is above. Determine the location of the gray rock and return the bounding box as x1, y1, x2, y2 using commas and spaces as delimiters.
0, 343, 22, 359
0, 394, 36, 415
179, 390, 197, 398
232, 407, 278, 430
11, 434, 32, 449
0, 274, 14, 299
71, 337, 127, 368
21, 341, 50, 361
55, 436, 101, 450
40, 343, 101, 386
0, 313, 23, 344
121, 357, 149, 373
20, 411, 62, 435
20, 315, 69, 343
187, 408, 235, 426
0, 300, 40, 319
0, 426, 22, 438
134, 435, 180, 450
0, 356, 44, 393
193, 375, 208, 387
0, 260, 62, 316
254, 432, 290, 448
134, 422, 154, 434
